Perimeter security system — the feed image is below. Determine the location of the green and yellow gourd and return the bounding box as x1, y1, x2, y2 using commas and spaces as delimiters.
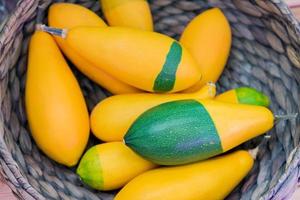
77, 142, 156, 191
48, 3, 141, 94
115, 150, 254, 200
216, 87, 270, 107
91, 83, 216, 142
125, 99, 274, 165
44, 26, 201, 93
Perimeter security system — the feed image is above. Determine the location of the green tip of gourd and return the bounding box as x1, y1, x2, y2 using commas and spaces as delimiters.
236, 87, 270, 107
76, 146, 103, 190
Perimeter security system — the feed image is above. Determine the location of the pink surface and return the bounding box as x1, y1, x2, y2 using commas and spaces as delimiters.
0, 175, 17, 200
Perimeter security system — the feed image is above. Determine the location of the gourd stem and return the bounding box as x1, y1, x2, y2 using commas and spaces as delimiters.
206, 81, 216, 88
264, 113, 298, 139
274, 113, 298, 124
207, 82, 216, 98
248, 147, 259, 160
36, 24, 68, 38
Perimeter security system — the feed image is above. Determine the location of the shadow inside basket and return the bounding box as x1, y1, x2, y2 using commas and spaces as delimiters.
2, 0, 300, 199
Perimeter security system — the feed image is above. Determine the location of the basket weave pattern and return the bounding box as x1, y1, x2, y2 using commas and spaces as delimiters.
0, 0, 299, 199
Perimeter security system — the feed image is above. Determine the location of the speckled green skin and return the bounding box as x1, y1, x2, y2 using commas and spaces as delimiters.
125, 99, 223, 165
76, 146, 103, 189
153, 41, 182, 92
236, 87, 270, 107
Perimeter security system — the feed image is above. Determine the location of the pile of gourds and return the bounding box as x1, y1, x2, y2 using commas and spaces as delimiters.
25, 1, 276, 199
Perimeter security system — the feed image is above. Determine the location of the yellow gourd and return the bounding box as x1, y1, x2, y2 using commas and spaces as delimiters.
25, 31, 89, 166
91, 83, 216, 141
101, 0, 153, 31
57, 26, 201, 93
48, 3, 140, 94
180, 8, 231, 92
77, 142, 156, 191
115, 150, 254, 200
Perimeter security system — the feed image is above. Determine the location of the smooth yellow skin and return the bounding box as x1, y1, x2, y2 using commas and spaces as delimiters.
99, 142, 156, 190
25, 31, 89, 166
77, 142, 156, 191
91, 83, 216, 141
48, 3, 140, 94
65, 26, 201, 92
199, 100, 274, 151
215, 89, 238, 103
115, 150, 253, 200
101, 0, 153, 31
181, 8, 232, 92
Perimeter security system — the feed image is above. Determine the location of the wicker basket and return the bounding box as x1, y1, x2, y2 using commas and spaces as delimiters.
0, 0, 299, 199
